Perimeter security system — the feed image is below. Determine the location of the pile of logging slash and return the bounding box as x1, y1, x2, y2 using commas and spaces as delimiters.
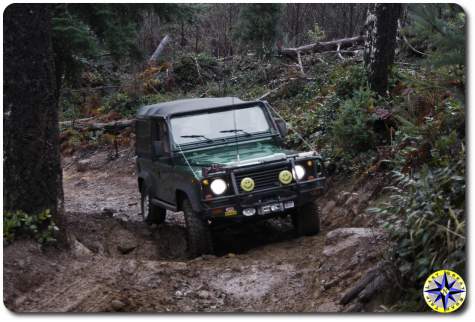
59, 35, 365, 137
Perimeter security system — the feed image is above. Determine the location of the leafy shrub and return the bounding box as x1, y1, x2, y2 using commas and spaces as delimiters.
59, 90, 83, 121
173, 53, 219, 90
368, 148, 465, 281
101, 92, 137, 117
4, 209, 59, 245
370, 56, 466, 301
306, 23, 326, 42
331, 88, 376, 155
333, 64, 368, 98
281, 96, 340, 151
279, 79, 309, 98
195, 52, 218, 67
313, 96, 341, 135
392, 94, 465, 170
60, 127, 103, 155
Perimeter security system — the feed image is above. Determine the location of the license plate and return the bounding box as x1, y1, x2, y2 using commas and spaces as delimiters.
259, 202, 283, 215
224, 207, 237, 217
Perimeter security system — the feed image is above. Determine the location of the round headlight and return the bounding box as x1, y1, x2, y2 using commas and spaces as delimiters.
292, 165, 306, 180
210, 178, 227, 195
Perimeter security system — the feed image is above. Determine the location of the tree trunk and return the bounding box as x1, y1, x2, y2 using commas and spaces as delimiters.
293, 3, 301, 46
180, 22, 186, 47
348, 4, 354, 36
4, 4, 66, 242
363, 3, 402, 95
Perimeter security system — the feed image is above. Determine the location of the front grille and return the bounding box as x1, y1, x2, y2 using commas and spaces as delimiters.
234, 164, 290, 193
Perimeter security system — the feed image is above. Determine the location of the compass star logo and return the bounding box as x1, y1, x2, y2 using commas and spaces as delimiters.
423, 270, 466, 313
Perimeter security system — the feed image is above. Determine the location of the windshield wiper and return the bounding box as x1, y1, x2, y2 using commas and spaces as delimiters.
219, 129, 252, 136
180, 134, 213, 142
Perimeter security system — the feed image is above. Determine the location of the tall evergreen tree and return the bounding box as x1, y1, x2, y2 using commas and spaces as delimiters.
4, 4, 66, 240
407, 4, 465, 70
234, 4, 282, 55
364, 3, 403, 95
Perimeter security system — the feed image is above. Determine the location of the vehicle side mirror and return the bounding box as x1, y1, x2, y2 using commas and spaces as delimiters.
153, 140, 163, 157
274, 118, 288, 137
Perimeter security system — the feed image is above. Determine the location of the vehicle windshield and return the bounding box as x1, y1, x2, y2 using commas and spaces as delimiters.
170, 105, 271, 145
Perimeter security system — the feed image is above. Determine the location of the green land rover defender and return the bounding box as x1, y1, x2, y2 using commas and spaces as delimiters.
135, 97, 325, 257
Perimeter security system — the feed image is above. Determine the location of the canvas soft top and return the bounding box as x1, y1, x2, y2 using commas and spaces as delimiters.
137, 97, 259, 118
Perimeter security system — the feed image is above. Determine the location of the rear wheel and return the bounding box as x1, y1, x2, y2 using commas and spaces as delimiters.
182, 198, 213, 258
141, 187, 166, 225
291, 202, 321, 236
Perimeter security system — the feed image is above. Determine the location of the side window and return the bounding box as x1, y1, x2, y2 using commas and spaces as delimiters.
136, 119, 151, 157
157, 119, 170, 153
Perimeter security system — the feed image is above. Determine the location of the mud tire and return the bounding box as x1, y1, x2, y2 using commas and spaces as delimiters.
182, 198, 214, 258
141, 187, 166, 225
292, 202, 321, 236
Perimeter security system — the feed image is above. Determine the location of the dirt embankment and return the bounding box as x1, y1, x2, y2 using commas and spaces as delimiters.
4, 148, 393, 312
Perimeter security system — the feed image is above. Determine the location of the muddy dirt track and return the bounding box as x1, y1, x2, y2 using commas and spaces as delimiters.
4, 148, 390, 312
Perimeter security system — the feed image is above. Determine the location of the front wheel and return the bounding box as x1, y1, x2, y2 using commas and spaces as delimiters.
182, 198, 213, 258
141, 187, 166, 225
291, 202, 321, 236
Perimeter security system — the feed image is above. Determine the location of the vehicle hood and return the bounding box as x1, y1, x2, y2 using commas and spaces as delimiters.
183, 140, 296, 167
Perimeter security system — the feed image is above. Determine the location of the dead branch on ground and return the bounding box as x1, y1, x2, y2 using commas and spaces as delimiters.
278, 35, 364, 57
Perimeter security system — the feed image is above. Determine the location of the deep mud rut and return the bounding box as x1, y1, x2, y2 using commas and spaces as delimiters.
5, 148, 389, 312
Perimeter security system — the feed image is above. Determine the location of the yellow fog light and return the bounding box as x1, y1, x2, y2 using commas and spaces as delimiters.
240, 177, 255, 192
279, 170, 293, 184
307, 160, 313, 167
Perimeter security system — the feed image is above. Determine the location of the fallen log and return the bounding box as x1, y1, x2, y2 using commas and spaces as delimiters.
87, 119, 135, 133
340, 265, 380, 305
59, 117, 94, 128
149, 34, 171, 65
278, 35, 364, 57
60, 119, 135, 134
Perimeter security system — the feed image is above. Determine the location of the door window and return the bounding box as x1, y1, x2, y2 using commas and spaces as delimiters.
156, 119, 170, 153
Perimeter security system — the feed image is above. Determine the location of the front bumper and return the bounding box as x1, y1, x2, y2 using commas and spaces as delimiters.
201, 176, 325, 223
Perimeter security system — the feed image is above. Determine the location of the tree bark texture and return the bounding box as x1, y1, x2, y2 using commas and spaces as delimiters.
363, 3, 403, 95
4, 4, 65, 235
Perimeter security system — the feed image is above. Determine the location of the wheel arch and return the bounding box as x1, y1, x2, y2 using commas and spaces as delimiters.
138, 177, 145, 193
137, 171, 153, 195
175, 188, 202, 213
